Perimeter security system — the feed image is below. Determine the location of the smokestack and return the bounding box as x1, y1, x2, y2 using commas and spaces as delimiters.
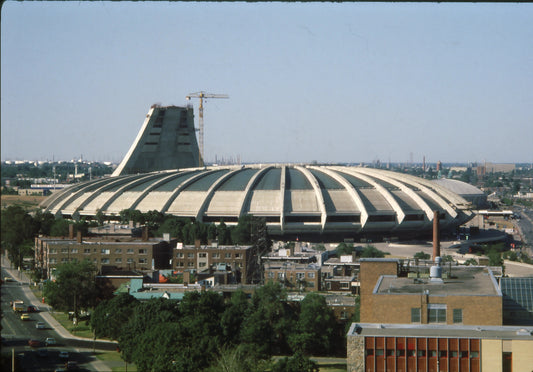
142, 226, 149, 242
433, 210, 440, 261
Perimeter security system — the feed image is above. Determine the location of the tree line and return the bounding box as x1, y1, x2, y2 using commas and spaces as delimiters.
91, 282, 349, 372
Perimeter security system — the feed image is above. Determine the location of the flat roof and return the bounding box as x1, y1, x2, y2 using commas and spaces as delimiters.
375, 267, 501, 297
348, 323, 533, 340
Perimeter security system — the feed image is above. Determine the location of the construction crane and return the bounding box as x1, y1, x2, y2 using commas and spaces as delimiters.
186, 91, 229, 167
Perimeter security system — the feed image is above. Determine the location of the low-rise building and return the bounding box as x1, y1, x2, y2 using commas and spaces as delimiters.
35, 234, 174, 278
264, 262, 321, 291
172, 242, 258, 284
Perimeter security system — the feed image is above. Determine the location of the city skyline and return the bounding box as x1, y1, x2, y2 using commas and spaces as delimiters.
2, 2, 533, 164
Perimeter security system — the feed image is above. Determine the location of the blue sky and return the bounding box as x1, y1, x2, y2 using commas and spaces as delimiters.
2, 2, 532, 164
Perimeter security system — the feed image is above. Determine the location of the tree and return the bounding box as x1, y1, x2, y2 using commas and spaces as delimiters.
34, 210, 56, 236
488, 249, 504, 267
1, 205, 39, 268
240, 282, 296, 357
414, 251, 430, 260
289, 293, 336, 356
43, 260, 98, 318
91, 293, 139, 340
49, 218, 71, 237
336, 242, 354, 255
221, 290, 250, 346
361, 245, 386, 258
271, 351, 319, 372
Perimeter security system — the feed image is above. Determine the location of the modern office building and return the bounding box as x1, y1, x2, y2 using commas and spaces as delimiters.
347, 323, 533, 372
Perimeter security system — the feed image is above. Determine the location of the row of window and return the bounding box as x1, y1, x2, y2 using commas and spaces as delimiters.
176, 252, 242, 259
267, 271, 316, 279
411, 306, 462, 324
175, 262, 244, 268
48, 248, 147, 254
367, 349, 479, 358
49, 258, 147, 264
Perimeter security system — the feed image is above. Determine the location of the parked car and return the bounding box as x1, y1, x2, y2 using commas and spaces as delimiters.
27, 305, 38, 313
66, 361, 79, 371
28, 339, 41, 347
58, 351, 69, 360
20, 313, 31, 321
44, 337, 57, 346
36, 322, 46, 329
37, 348, 48, 357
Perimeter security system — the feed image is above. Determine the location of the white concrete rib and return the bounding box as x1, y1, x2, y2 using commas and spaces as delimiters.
238, 166, 274, 218
295, 165, 328, 230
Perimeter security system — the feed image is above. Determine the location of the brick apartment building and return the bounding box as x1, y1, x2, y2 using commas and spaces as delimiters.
172, 242, 258, 284
35, 233, 174, 278
263, 262, 321, 291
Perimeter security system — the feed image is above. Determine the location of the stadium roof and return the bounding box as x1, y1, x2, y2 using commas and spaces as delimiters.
41, 165, 473, 240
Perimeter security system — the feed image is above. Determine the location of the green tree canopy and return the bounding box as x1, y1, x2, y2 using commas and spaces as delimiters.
43, 260, 98, 317
361, 245, 387, 258
414, 251, 430, 260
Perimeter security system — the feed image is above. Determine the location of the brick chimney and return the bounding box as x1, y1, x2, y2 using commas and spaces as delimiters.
76, 230, 82, 244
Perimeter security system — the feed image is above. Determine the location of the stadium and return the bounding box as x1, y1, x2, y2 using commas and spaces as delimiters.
40, 105, 474, 242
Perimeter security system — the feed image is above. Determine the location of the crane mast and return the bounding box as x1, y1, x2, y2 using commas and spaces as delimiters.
186, 91, 229, 167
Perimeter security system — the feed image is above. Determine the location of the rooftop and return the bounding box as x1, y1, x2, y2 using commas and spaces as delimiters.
375, 266, 501, 297
348, 323, 533, 340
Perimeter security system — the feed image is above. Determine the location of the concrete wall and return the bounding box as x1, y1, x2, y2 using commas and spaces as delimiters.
346, 333, 364, 372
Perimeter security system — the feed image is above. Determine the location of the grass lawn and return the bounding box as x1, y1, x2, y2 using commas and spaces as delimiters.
49, 311, 94, 339
95, 351, 137, 372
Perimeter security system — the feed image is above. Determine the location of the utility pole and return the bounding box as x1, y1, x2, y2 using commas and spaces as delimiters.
186, 91, 229, 167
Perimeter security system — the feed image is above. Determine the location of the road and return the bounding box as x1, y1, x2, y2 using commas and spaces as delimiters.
1, 259, 118, 372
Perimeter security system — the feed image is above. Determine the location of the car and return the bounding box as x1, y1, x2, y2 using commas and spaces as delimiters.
36, 322, 46, 329
28, 339, 41, 347
44, 337, 57, 346
27, 305, 38, 313
20, 313, 31, 321
66, 361, 79, 371
37, 348, 48, 357
58, 351, 69, 360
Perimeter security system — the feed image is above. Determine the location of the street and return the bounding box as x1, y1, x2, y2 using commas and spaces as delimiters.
1, 259, 119, 372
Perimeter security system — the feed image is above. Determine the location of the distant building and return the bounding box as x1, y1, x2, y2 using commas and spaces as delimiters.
477, 163, 516, 177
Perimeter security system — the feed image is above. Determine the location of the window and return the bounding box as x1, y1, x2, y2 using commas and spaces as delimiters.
439, 351, 448, 358
49, 248, 57, 254
176, 253, 184, 258
278, 272, 285, 280
61, 258, 68, 263
176, 262, 184, 267
453, 309, 463, 324
212, 253, 220, 258
235, 253, 242, 259
411, 308, 421, 323
187, 253, 194, 258
470, 351, 479, 358
225, 253, 232, 258
71, 248, 78, 253
187, 262, 194, 267
115, 249, 122, 254
61, 248, 68, 253
139, 249, 146, 255
199, 262, 207, 268
101, 258, 110, 264
127, 258, 134, 264
268, 272, 275, 278
308, 272, 315, 279
84, 249, 90, 254
198, 253, 207, 258
139, 258, 147, 264
115, 258, 122, 263
49, 258, 57, 264
297, 272, 305, 280
417, 350, 426, 357
340, 282, 350, 289
428, 304, 447, 323
101, 249, 110, 255
376, 349, 384, 356
93, 258, 98, 263
429, 350, 437, 357
127, 249, 134, 254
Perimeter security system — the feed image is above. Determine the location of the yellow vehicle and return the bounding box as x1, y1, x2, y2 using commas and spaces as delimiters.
20, 313, 31, 321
